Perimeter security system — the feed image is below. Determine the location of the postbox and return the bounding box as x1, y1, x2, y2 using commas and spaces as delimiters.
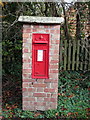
32, 33, 49, 78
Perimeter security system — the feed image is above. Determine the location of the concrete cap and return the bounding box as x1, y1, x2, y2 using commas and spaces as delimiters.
18, 16, 64, 24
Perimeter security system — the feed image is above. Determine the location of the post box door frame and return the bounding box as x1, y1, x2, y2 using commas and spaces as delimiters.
32, 33, 50, 79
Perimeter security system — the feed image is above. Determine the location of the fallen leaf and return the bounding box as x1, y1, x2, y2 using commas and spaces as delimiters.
88, 87, 90, 91
34, 112, 42, 117
74, 85, 79, 89
74, 112, 78, 116
67, 94, 74, 98
55, 112, 58, 116
67, 112, 73, 116
61, 107, 67, 111
0, 1, 4, 7
58, 93, 62, 96
86, 108, 90, 112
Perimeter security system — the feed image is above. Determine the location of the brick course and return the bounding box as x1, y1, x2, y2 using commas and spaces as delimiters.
22, 24, 60, 111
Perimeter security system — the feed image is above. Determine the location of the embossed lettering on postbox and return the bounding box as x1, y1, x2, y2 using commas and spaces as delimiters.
32, 33, 49, 78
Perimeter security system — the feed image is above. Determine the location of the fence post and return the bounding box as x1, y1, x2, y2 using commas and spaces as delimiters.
64, 40, 67, 70
68, 40, 71, 70
76, 40, 80, 70
72, 39, 76, 70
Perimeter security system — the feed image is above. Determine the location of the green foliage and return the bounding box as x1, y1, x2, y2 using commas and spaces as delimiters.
57, 70, 90, 118
2, 108, 34, 119
44, 109, 57, 118
20, 110, 34, 118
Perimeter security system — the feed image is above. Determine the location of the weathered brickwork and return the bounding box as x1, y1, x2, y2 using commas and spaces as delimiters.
22, 24, 60, 111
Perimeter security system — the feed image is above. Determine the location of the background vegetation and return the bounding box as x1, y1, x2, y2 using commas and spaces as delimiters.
1, 1, 90, 119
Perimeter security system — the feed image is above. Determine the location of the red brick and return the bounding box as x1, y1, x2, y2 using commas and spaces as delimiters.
44, 79, 58, 83
23, 97, 35, 101
52, 40, 60, 44
28, 82, 33, 87
50, 102, 57, 109
37, 79, 44, 83
53, 34, 60, 40
44, 79, 52, 83
50, 30, 54, 33
56, 40, 60, 44
51, 93, 57, 98
28, 92, 33, 97
49, 25, 53, 28
22, 88, 27, 92
23, 48, 28, 53
29, 79, 36, 82
34, 25, 39, 28
34, 102, 46, 106
54, 50, 59, 54
47, 93, 51, 97
55, 30, 60, 34
33, 29, 38, 32
51, 98, 57, 102
23, 33, 30, 38
49, 73, 58, 79
23, 69, 31, 73
44, 25, 49, 28
51, 83, 58, 88
23, 63, 30, 69
29, 97, 35, 101
23, 28, 31, 33
23, 79, 31, 82
49, 65, 58, 69
23, 74, 31, 79
23, 43, 31, 48
23, 97, 29, 101
22, 83, 28, 88
50, 70, 58, 73
44, 88, 55, 93
23, 58, 30, 63
23, 39, 27, 43
23, 92, 28, 96
44, 98, 56, 102
23, 79, 36, 82
23, 101, 29, 106
23, 25, 30, 28
37, 88, 44, 92
33, 83, 46, 87
46, 30, 49, 32
54, 25, 60, 29
28, 87, 36, 92
33, 93, 46, 97
50, 55, 59, 60
37, 97, 44, 101
23, 106, 32, 111
51, 60, 59, 64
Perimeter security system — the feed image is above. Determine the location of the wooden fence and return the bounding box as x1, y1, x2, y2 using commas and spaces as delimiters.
60, 38, 90, 71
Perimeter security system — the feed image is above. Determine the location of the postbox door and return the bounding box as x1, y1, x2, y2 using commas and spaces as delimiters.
32, 34, 49, 78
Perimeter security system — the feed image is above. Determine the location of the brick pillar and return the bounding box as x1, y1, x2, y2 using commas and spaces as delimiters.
18, 16, 64, 111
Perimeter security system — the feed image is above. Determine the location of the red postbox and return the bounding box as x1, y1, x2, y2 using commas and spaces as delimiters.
32, 33, 49, 78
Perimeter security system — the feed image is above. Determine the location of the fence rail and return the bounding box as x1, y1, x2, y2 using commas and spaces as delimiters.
60, 38, 90, 71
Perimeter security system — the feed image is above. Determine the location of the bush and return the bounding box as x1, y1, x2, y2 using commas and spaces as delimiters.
2, 71, 90, 119
57, 71, 90, 118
